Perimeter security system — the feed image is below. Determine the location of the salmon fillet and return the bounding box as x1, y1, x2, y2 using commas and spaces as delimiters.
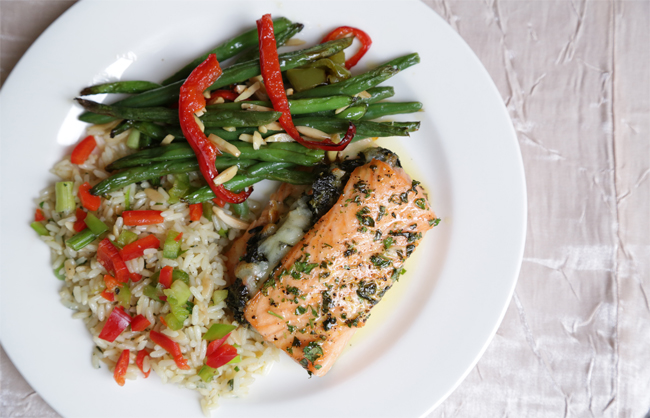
244, 159, 438, 376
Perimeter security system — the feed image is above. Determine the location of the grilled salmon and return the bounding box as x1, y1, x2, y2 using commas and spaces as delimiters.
234, 153, 438, 376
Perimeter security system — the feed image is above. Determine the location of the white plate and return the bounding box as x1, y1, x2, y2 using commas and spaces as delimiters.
0, 1, 526, 417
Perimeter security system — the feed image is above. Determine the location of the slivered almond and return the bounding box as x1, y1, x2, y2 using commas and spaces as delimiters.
235, 81, 261, 102
241, 103, 274, 112
195, 107, 206, 117
296, 126, 331, 140
213, 206, 250, 230
262, 122, 283, 131
334, 105, 349, 115
285, 88, 294, 96
234, 85, 247, 94
252, 131, 266, 150
355, 90, 372, 99
264, 133, 295, 143
258, 125, 268, 134
193, 114, 205, 132
213, 166, 238, 186
161, 134, 175, 145
203, 90, 211, 99
222, 126, 236, 132
238, 134, 254, 143
207, 134, 241, 157
210, 97, 225, 104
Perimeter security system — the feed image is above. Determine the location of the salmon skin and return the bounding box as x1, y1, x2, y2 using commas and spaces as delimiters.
228, 149, 439, 376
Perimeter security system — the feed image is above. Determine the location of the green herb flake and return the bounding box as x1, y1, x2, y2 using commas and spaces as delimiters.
383, 237, 394, 249
370, 254, 392, 268
303, 342, 323, 363
429, 217, 441, 227
267, 310, 284, 320
295, 306, 307, 315
415, 198, 427, 210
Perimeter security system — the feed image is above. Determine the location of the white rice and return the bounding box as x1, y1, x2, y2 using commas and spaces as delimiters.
34, 124, 279, 415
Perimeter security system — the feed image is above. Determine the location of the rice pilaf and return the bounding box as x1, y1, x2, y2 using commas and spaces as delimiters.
35, 121, 279, 415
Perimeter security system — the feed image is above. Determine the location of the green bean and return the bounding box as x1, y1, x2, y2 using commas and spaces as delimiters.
162, 17, 293, 85
106, 141, 324, 171
79, 38, 353, 124
245, 162, 295, 177
207, 95, 355, 115
233, 23, 304, 64
307, 87, 394, 118
361, 102, 423, 120
80, 81, 161, 96
128, 121, 170, 140
333, 104, 368, 120
292, 117, 417, 137
110, 120, 134, 138
91, 158, 258, 196
75, 99, 282, 127
289, 53, 420, 99
184, 169, 316, 203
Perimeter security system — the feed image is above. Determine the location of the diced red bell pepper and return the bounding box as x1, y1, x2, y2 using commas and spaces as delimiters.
149, 330, 190, 370
189, 203, 202, 221
79, 182, 101, 211
100, 290, 114, 301
158, 266, 173, 289
179, 54, 253, 204
136, 349, 151, 378
104, 274, 120, 292
174, 232, 183, 242
98, 306, 132, 342
119, 234, 160, 261
129, 272, 143, 283
73, 208, 88, 232
207, 89, 239, 104
97, 238, 130, 283
257, 14, 357, 151
206, 332, 232, 357
321, 26, 372, 69
206, 343, 238, 369
71, 135, 97, 165
35, 208, 46, 222
131, 314, 151, 332
159, 315, 168, 326
114, 349, 130, 386
122, 210, 165, 226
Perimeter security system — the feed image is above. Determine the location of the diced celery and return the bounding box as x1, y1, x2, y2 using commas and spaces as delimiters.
198, 365, 217, 383
203, 324, 237, 341
115, 284, 131, 308
164, 280, 191, 305
84, 212, 108, 235
31, 222, 49, 236
164, 312, 185, 330
168, 173, 190, 204
202, 201, 213, 221
66, 229, 97, 251
55, 182, 75, 213
163, 230, 182, 259
116, 230, 138, 248
227, 355, 241, 364
213, 289, 228, 304
212, 289, 228, 305
53, 267, 65, 281
143, 284, 163, 301
218, 229, 228, 238
169, 298, 190, 322
172, 269, 190, 285
126, 129, 141, 149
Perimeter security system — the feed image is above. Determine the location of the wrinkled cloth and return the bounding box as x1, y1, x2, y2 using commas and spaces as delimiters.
1, 1, 649, 417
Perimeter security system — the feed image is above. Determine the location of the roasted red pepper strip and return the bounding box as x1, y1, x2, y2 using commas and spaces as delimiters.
150, 330, 190, 370
206, 333, 232, 357
158, 266, 173, 289
122, 210, 164, 226
136, 349, 151, 378
71, 135, 97, 165
206, 343, 238, 369
207, 89, 238, 104
114, 349, 130, 386
35, 208, 45, 222
119, 234, 160, 261
98, 306, 131, 342
257, 15, 356, 151
97, 238, 130, 283
131, 314, 151, 332
178, 54, 252, 204
79, 182, 101, 211
73, 208, 87, 232
321, 26, 372, 69
189, 203, 202, 221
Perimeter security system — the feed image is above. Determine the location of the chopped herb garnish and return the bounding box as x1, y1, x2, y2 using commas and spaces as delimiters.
303, 342, 323, 363
267, 310, 284, 320
383, 237, 394, 249
295, 306, 307, 315
370, 254, 392, 268
429, 217, 441, 227
295, 261, 319, 274
415, 198, 426, 210
292, 337, 301, 347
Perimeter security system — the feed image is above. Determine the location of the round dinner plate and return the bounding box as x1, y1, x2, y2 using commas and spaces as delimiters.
0, 1, 526, 417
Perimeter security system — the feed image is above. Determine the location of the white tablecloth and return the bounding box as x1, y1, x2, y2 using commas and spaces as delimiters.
1, 1, 648, 416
